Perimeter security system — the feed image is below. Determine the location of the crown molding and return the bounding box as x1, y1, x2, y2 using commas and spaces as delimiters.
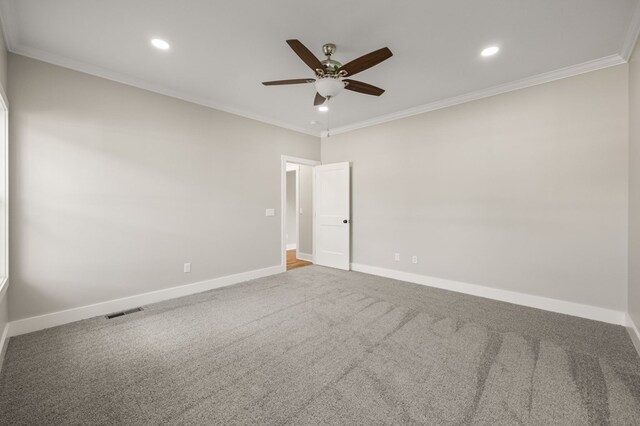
3, 0, 635, 141
9, 44, 320, 138
5, 47, 629, 142
322, 54, 626, 137
621, 0, 640, 61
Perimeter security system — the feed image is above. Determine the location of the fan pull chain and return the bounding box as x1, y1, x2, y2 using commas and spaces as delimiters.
326, 99, 331, 138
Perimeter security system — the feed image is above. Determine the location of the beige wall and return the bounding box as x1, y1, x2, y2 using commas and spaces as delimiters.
630, 41, 640, 328
298, 165, 313, 255
323, 65, 629, 311
4, 44, 638, 324
8, 54, 320, 320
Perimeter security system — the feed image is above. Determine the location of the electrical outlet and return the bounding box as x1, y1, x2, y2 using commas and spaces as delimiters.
412, 256, 418, 264
394, 253, 400, 261
184, 263, 191, 273
265, 208, 275, 217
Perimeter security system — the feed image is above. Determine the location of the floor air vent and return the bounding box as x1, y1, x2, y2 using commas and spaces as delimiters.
105, 307, 143, 319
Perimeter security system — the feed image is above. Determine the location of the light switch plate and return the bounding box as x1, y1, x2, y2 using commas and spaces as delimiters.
265, 208, 275, 216
184, 263, 191, 273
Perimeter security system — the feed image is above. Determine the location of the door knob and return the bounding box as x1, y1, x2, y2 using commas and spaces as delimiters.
343, 219, 349, 224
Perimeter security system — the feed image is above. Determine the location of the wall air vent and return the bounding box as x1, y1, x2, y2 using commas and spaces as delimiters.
105, 307, 143, 319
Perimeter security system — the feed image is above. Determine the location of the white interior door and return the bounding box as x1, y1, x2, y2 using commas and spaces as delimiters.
314, 162, 350, 270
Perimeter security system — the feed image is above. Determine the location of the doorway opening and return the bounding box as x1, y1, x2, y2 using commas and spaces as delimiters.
285, 163, 313, 271
281, 156, 321, 272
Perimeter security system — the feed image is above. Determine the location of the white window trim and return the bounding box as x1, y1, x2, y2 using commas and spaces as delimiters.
0, 85, 9, 297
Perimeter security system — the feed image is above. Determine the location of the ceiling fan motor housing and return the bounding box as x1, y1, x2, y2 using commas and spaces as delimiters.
321, 58, 342, 73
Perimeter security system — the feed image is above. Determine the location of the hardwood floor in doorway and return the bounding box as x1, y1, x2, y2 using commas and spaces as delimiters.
287, 250, 312, 271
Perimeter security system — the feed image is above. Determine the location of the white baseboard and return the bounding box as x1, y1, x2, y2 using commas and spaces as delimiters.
296, 252, 313, 262
350, 263, 626, 325
286, 243, 297, 250
0, 322, 8, 373
0, 283, 8, 373
2, 262, 631, 345
626, 314, 640, 357
7, 265, 283, 337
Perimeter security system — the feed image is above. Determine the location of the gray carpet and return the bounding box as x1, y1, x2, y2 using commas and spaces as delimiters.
1, 266, 639, 425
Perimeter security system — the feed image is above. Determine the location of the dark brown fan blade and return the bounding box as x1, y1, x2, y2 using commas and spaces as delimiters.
343, 79, 385, 96
314, 92, 326, 106
262, 78, 315, 86
338, 47, 393, 77
286, 39, 324, 73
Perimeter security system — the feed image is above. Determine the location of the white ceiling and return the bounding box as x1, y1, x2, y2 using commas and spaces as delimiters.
1, 0, 639, 136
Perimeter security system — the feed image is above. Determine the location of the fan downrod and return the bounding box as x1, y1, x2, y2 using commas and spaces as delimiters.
320, 43, 342, 76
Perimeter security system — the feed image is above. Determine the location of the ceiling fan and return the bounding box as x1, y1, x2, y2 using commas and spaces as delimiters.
262, 39, 393, 106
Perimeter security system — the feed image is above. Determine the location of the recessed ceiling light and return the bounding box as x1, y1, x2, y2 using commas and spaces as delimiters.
318, 105, 329, 112
481, 46, 500, 57
151, 38, 170, 50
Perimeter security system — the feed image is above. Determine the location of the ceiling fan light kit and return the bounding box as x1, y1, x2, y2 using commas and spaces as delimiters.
315, 77, 345, 98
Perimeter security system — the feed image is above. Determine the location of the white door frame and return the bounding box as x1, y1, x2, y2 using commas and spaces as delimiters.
280, 156, 321, 272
